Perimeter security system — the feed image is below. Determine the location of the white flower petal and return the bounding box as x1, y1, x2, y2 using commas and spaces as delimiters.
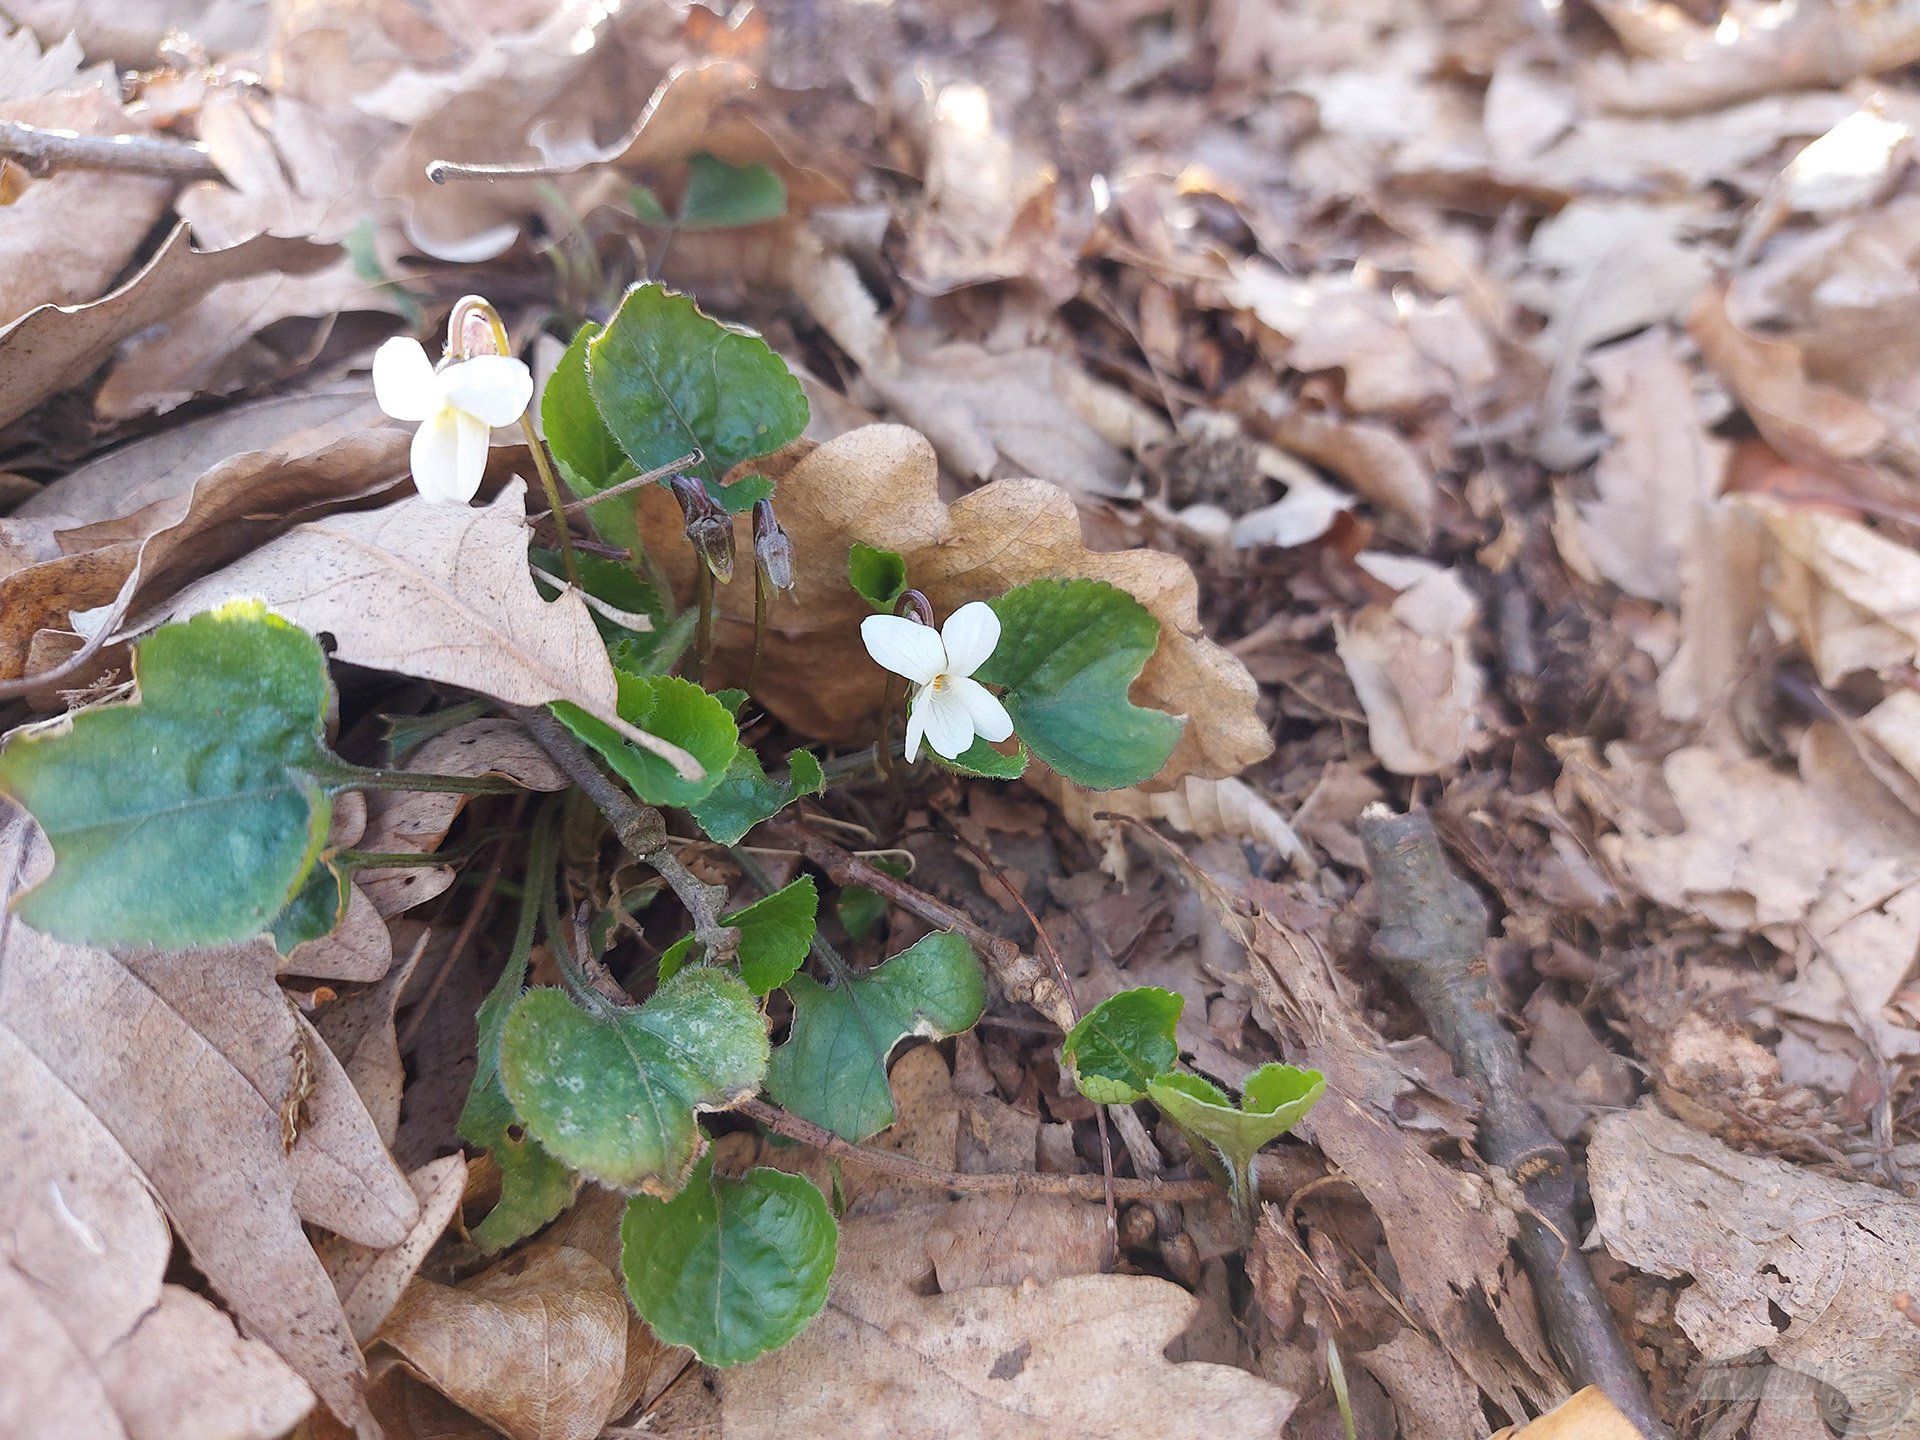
450, 411, 492, 502
940, 600, 1000, 677
409, 408, 463, 502
951, 676, 1012, 743
903, 686, 929, 762
861, 614, 946, 685
920, 683, 975, 759
373, 336, 442, 421
441, 354, 533, 427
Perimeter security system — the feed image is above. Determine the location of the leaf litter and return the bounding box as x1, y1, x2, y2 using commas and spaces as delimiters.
10, 0, 1920, 1436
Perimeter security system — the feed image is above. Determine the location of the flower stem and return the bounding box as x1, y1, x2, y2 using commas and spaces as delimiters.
314, 758, 524, 796
691, 561, 716, 683
748, 558, 769, 694
520, 416, 582, 590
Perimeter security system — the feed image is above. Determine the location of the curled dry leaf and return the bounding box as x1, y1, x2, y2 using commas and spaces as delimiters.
377, 1243, 631, 1440
0, 807, 414, 1431
1590, 1106, 1920, 1434
720, 1206, 1299, 1439
631, 424, 1269, 787
1334, 559, 1484, 776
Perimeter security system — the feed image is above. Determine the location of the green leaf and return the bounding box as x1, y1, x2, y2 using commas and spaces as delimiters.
541, 322, 633, 510
834, 859, 906, 944
629, 184, 670, 225
500, 968, 769, 1195
975, 578, 1183, 791
715, 473, 774, 514
621, 1156, 833, 1367
532, 547, 660, 645
1147, 1063, 1326, 1214
587, 283, 808, 501
550, 671, 737, 809
766, 932, 985, 1141
678, 153, 788, 230
689, 745, 825, 846
847, 542, 907, 611
660, 876, 818, 995
0, 601, 333, 949
1061, 986, 1182, 1104
934, 736, 1027, 780
269, 861, 348, 953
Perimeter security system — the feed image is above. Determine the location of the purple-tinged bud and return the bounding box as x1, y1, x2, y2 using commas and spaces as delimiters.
752, 499, 795, 592
670, 474, 736, 583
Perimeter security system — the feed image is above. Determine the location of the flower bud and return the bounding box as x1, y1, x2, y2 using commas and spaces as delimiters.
896, 588, 933, 626
447, 295, 504, 360
670, 474, 736, 583
752, 499, 795, 592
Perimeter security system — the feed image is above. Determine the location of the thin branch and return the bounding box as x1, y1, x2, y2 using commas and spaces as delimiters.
766, 819, 1075, 1030
516, 706, 739, 962
0, 120, 221, 179
1358, 806, 1672, 1440
738, 1097, 1315, 1204
535, 453, 701, 518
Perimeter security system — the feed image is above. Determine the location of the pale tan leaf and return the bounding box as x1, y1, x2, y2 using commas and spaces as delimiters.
378, 1244, 630, 1440
1488, 1387, 1646, 1439
311, 934, 426, 1143
1027, 769, 1312, 880
1746, 495, 1920, 683
321, 1156, 469, 1345
720, 1207, 1299, 1438
1335, 562, 1483, 775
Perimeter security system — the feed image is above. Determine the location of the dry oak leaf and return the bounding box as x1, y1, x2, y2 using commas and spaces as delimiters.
720, 1207, 1299, 1439
1334, 558, 1484, 776
0, 808, 416, 1432
377, 1243, 631, 1440
320, 1155, 469, 1345
1744, 495, 1920, 685
1590, 1106, 1920, 1437
631, 424, 1269, 787
164, 478, 700, 777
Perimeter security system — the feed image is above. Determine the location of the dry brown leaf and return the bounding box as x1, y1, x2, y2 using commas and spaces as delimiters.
720, 1206, 1299, 1438
0, 807, 413, 1430
378, 1244, 631, 1440
1489, 1387, 1646, 1439
356, 719, 568, 916
1590, 1106, 1920, 1434
631, 424, 1268, 787
924, 1195, 1111, 1293
1745, 495, 1920, 684
1574, 329, 1728, 605
311, 934, 423, 1143
1334, 559, 1484, 776
163, 479, 700, 778
1026, 768, 1312, 880
320, 1156, 469, 1345
1266, 405, 1435, 542
0, 223, 337, 431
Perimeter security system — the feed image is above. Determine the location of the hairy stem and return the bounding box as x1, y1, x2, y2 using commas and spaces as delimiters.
516, 706, 739, 963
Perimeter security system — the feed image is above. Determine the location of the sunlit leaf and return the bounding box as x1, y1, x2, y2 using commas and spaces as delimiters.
976, 578, 1183, 791
766, 932, 985, 1141
542, 321, 631, 507
689, 745, 824, 846
550, 671, 737, 809
621, 1156, 833, 1367
500, 968, 769, 1195
1147, 1063, 1326, 1214
1061, 986, 1182, 1104
0, 601, 333, 949
660, 876, 818, 995
587, 283, 808, 502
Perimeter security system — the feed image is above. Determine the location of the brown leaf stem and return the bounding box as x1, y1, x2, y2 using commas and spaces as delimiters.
1357, 806, 1672, 1440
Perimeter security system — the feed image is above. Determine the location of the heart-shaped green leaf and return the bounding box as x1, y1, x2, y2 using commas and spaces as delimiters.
934, 736, 1027, 780
1148, 1063, 1326, 1214
678, 153, 788, 231
621, 1155, 834, 1367
551, 671, 737, 809
660, 875, 818, 995
500, 968, 769, 1195
975, 578, 1183, 791
766, 932, 985, 1141
0, 600, 334, 949
847, 542, 907, 611
1062, 986, 1182, 1104
542, 321, 632, 514
690, 745, 824, 846
587, 283, 807, 503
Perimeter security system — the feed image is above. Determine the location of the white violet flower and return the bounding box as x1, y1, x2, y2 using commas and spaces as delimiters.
861, 601, 1014, 761
373, 335, 533, 504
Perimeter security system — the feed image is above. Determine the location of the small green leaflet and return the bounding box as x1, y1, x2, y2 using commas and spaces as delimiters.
550, 671, 737, 809
690, 744, 825, 846
847, 542, 907, 611
1147, 1063, 1326, 1216
587, 283, 808, 501
621, 1156, 833, 1367
1062, 986, 1182, 1105
835, 859, 906, 943
270, 861, 348, 953
499, 968, 769, 1195
660, 875, 818, 995
767, 932, 986, 1141
631, 153, 788, 232
0, 601, 333, 949
934, 736, 1027, 780
975, 578, 1182, 791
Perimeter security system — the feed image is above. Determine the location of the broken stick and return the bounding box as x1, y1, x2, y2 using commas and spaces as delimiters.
1358, 805, 1671, 1440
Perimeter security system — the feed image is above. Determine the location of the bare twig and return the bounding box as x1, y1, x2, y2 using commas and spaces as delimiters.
536, 452, 701, 518
0, 120, 221, 179
515, 706, 739, 962
765, 819, 1075, 1029
738, 1096, 1315, 1203
1358, 806, 1671, 1440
